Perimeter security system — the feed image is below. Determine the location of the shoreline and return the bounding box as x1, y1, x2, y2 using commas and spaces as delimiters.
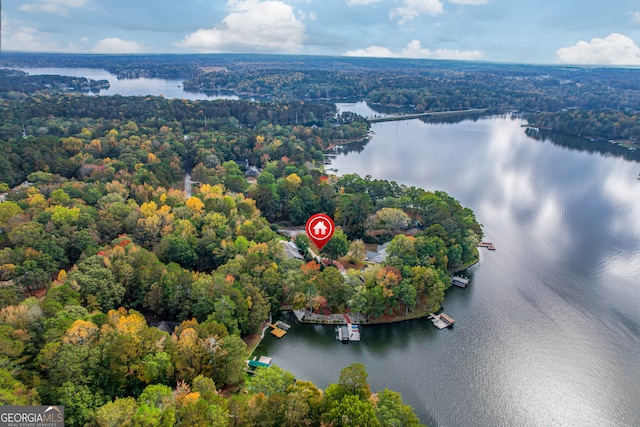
325, 134, 371, 150
283, 251, 480, 327
243, 323, 270, 356
289, 306, 437, 326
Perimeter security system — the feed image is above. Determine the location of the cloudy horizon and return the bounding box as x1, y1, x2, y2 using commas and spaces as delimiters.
2, 0, 640, 65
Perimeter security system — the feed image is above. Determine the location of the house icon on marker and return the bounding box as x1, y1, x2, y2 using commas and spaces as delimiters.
313, 220, 328, 236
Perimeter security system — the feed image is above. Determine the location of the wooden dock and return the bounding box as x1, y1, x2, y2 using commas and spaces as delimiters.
267, 323, 287, 338
440, 313, 455, 325
429, 313, 455, 329
479, 241, 496, 250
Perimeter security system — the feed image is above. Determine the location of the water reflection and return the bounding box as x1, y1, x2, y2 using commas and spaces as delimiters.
268, 113, 640, 426
527, 128, 640, 162
18, 67, 240, 100
336, 101, 411, 118
418, 113, 487, 125
331, 137, 371, 156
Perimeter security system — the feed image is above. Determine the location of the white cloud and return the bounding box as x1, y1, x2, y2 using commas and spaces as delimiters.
347, 0, 383, 5
19, 0, 86, 17
391, 0, 444, 24
298, 10, 317, 20
179, 0, 305, 53
449, 0, 489, 4
2, 13, 60, 52
629, 12, 640, 23
92, 38, 146, 54
555, 33, 640, 65
4, 26, 58, 51
344, 40, 483, 60
345, 45, 396, 57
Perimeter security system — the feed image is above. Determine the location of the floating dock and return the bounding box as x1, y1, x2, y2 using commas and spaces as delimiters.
429, 313, 455, 329
450, 276, 470, 288
349, 324, 361, 341
479, 241, 496, 250
267, 323, 287, 338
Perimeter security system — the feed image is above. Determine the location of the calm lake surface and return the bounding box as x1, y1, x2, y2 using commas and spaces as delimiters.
13, 69, 639, 425
256, 104, 640, 426
18, 67, 239, 100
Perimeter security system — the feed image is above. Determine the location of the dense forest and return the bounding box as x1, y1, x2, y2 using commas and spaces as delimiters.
0, 69, 110, 98
528, 109, 640, 141
0, 91, 486, 425
0, 95, 368, 185
1, 53, 639, 143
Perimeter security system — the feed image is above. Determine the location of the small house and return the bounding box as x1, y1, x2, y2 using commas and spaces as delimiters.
279, 240, 304, 260
245, 166, 261, 178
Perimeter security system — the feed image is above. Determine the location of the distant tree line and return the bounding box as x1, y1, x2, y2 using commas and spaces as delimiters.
2, 53, 639, 142
529, 109, 640, 141
0, 69, 109, 98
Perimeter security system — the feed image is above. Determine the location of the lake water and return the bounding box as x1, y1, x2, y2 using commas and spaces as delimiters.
18, 67, 239, 100
256, 103, 640, 426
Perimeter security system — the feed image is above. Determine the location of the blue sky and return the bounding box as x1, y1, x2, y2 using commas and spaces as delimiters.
3, 0, 640, 64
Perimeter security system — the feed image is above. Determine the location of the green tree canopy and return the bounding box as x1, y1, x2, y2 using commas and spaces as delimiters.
375, 388, 424, 427
320, 229, 349, 261
248, 365, 295, 397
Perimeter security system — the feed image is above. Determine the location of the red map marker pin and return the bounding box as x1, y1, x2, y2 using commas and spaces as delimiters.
305, 213, 335, 250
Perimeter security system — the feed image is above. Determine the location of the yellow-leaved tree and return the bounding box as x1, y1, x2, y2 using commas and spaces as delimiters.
186, 196, 205, 214
62, 319, 99, 345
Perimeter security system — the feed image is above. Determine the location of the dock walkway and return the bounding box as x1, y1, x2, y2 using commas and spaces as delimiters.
343, 314, 360, 341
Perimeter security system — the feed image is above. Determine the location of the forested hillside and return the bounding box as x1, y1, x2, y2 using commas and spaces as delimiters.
0, 94, 484, 426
